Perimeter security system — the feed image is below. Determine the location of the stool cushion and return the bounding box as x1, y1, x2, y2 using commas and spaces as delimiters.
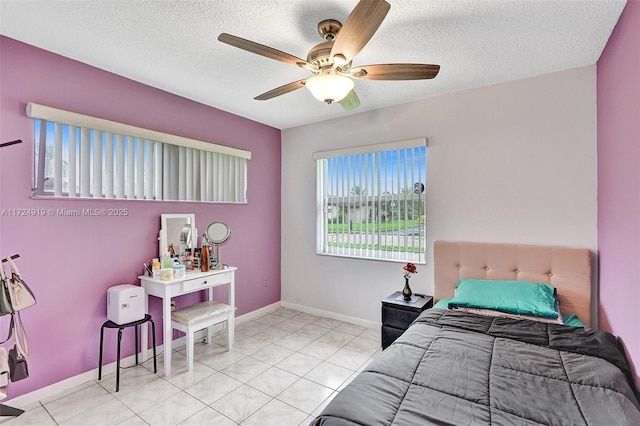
171, 301, 233, 326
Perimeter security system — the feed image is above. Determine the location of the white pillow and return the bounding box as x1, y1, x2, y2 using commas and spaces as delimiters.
450, 307, 564, 324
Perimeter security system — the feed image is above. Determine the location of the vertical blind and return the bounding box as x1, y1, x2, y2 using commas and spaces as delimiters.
314, 138, 427, 263
27, 103, 250, 203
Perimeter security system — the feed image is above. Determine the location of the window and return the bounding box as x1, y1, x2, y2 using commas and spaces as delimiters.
314, 138, 427, 263
27, 102, 251, 202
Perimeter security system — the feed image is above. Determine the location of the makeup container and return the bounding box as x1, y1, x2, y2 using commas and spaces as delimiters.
159, 268, 173, 281
173, 264, 186, 279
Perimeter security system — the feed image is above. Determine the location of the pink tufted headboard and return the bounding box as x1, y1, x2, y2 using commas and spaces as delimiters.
434, 241, 593, 326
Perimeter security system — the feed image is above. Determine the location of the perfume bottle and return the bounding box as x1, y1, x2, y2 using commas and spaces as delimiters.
161, 252, 172, 269
200, 245, 210, 272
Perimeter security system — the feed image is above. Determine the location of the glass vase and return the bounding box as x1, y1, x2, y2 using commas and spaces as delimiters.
403, 277, 413, 301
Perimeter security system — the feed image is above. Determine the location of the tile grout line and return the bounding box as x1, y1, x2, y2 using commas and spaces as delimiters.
22, 307, 382, 426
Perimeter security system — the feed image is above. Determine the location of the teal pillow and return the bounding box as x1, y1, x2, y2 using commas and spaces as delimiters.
448, 278, 559, 319
562, 314, 585, 328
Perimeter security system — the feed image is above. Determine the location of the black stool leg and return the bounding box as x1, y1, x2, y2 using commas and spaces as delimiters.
134, 324, 139, 365
150, 318, 157, 374
116, 328, 123, 392
98, 324, 105, 380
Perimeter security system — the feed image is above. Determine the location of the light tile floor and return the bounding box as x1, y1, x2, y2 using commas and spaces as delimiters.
2, 307, 382, 425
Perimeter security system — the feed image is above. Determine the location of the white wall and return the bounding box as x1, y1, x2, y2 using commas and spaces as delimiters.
281, 66, 597, 324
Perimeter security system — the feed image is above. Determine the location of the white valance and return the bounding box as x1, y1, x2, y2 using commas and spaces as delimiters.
26, 102, 251, 160
312, 137, 426, 160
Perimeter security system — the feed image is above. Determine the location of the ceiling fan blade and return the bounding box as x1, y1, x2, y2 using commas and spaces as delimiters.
254, 79, 307, 101
349, 64, 440, 80
339, 90, 360, 111
330, 0, 390, 65
218, 33, 315, 70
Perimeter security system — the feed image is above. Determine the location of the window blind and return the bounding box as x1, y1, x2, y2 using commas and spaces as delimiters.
315, 138, 427, 263
27, 103, 250, 203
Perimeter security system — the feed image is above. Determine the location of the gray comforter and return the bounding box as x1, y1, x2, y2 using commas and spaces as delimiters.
311, 309, 640, 425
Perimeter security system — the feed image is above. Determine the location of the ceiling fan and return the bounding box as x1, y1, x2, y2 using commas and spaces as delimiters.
218, 0, 440, 111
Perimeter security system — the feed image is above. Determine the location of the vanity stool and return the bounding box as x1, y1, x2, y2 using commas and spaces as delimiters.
171, 301, 235, 371
98, 314, 157, 392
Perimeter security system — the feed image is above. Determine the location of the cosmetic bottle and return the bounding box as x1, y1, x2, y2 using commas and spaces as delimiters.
152, 258, 160, 278
200, 245, 210, 272
161, 252, 172, 269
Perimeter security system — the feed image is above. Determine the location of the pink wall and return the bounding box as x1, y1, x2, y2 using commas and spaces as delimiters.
597, 0, 640, 386
0, 36, 281, 397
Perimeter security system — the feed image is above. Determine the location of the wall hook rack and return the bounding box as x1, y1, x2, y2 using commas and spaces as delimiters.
0, 140, 22, 149
0, 253, 24, 417
1, 254, 20, 263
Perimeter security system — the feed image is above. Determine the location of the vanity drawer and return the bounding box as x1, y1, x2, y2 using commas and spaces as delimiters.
182, 273, 229, 292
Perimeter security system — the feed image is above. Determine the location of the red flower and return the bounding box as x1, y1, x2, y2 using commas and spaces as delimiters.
403, 262, 417, 277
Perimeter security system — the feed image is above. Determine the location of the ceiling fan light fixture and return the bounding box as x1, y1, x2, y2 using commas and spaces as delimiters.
305, 73, 354, 104
219, 0, 439, 111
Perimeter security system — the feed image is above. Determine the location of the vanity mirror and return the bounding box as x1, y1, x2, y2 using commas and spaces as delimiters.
159, 214, 197, 258
203, 221, 231, 270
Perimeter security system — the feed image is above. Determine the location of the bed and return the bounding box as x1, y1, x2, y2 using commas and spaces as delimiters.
311, 241, 640, 425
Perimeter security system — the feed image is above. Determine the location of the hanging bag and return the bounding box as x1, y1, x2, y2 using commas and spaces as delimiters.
0, 298, 31, 382
7, 311, 29, 382
8, 344, 28, 382
0, 257, 32, 382
0, 263, 14, 316
0, 312, 28, 349
5, 258, 36, 311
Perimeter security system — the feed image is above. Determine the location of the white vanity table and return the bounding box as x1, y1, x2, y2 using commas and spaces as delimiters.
139, 267, 236, 377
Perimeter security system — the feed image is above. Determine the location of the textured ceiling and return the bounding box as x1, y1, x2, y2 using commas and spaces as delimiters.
0, 0, 626, 130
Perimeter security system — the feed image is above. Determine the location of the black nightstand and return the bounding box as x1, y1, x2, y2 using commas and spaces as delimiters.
381, 291, 433, 349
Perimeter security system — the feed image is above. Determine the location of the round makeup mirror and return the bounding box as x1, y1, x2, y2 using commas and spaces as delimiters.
203, 222, 231, 269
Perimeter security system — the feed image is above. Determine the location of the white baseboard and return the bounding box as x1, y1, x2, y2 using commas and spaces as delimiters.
4, 341, 168, 409
5, 301, 282, 409
235, 301, 281, 325
280, 301, 380, 329
6, 301, 371, 408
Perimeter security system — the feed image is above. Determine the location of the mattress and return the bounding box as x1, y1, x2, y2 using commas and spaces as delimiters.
311, 309, 640, 425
